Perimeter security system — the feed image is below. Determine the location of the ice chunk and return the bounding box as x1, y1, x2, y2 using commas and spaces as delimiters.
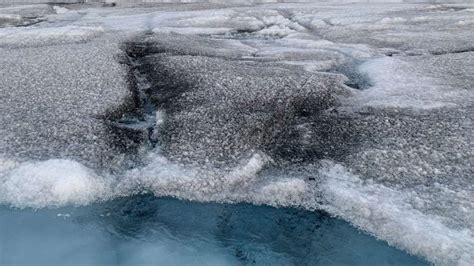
0, 159, 111, 208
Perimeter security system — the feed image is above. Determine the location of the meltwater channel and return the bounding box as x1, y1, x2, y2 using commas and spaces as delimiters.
0, 196, 428, 265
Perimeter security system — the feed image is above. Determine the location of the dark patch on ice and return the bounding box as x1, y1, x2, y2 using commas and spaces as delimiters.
385, 51, 400, 57
98, 45, 164, 170
402, 48, 474, 57
121, 33, 357, 167
423, 6, 467, 13
103, 3, 117, 7
431, 47, 474, 56
125, 33, 250, 59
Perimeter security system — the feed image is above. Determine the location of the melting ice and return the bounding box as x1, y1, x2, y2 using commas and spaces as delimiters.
1, 1, 473, 265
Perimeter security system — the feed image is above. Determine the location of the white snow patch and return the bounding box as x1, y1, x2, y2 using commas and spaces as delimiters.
53, 5, 69, 15
256, 178, 307, 207
379, 17, 407, 24
352, 57, 457, 109
0, 26, 104, 47
0, 152, 309, 209
155, 110, 165, 126
256, 24, 295, 37
153, 26, 231, 35
319, 161, 474, 266
411, 16, 430, 22
0, 159, 111, 209
120, 152, 310, 207
310, 19, 329, 28
456, 20, 474, 26
0, 13, 22, 21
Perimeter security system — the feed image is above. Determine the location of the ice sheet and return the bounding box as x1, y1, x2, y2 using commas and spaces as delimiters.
0, 2, 473, 265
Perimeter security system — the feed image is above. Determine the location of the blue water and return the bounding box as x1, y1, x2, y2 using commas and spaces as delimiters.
0, 196, 429, 265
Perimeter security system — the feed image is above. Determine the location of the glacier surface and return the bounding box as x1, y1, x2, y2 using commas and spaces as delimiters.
0, 1, 473, 265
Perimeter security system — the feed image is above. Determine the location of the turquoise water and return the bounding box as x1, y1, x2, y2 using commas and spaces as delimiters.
0, 196, 429, 265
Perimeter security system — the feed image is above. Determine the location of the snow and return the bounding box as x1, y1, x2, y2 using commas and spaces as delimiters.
320, 161, 474, 266
118, 151, 314, 208
355, 57, 453, 109
349, 53, 473, 110
53, 5, 69, 15
0, 159, 110, 208
0, 26, 104, 47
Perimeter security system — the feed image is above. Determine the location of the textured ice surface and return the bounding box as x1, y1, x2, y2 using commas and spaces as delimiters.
0, 2, 473, 265
0, 26, 104, 47
0, 36, 138, 168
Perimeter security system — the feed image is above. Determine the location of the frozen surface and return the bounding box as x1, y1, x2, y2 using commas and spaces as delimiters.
0, 35, 137, 168
0, 2, 473, 265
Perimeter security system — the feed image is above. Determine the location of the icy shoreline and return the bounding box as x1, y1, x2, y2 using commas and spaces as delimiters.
0, 2, 473, 265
